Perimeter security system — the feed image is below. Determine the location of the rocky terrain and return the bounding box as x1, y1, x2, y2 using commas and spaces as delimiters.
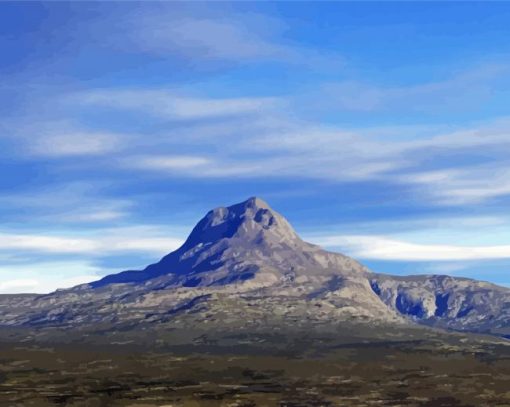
0, 196, 508, 340
1, 335, 510, 407
1, 197, 510, 406
373, 273, 510, 337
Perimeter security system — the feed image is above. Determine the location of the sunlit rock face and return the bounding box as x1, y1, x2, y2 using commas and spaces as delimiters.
0, 197, 508, 339
91, 196, 371, 290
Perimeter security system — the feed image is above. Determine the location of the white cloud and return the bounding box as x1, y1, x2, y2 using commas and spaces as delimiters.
314, 234, 510, 261
8, 65, 510, 212
131, 155, 211, 170
332, 215, 510, 236
0, 279, 39, 292
0, 183, 133, 223
0, 276, 98, 294
0, 227, 186, 293
400, 165, 510, 205
0, 261, 103, 293
72, 93, 510, 205
78, 89, 281, 120
31, 131, 122, 157
0, 234, 97, 254
27, 61, 510, 208
3, 116, 130, 158
119, 117, 510, 202
63, 210, 127, 222
0, 230, 183, 256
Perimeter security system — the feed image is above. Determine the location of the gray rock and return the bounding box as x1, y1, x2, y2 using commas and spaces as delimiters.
0, 197, 508, 339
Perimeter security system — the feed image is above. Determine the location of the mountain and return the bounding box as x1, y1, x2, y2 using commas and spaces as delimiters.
0, 197, 508, 342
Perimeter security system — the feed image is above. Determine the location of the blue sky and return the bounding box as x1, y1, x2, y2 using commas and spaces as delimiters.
1, 2, 510, 293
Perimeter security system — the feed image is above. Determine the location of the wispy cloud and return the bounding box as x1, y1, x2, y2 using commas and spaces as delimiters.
0, 233, 97, 254
114, 8, 344, 69
317, 63, 510, 113
30, 130, 123, 157
130, 155, 212, 170
63, 210, 127, 222
18, 80, 510, 208
2, 115, 130, 159
77, 89, 282, 120
0, 223, 187, 294
0, 261, 103, 293
114, 113, 510, 206
3, 2, 510, 294
0, 183, 133, 224
399, 165, 510, 205
314, 234, 510, 262
0, 228, 183, 256
10, 54, 510, 208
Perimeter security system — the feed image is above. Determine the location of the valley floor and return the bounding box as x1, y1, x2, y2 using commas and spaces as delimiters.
1, 335, 510, 407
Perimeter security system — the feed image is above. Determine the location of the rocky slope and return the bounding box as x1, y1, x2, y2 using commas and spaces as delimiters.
0, 197, 508, 340
372, 273, 510, 337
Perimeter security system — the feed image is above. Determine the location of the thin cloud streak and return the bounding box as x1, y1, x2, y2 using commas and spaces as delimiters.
315, 235, 510, 262
400, 165, 510, 205
77, 89, 282, 120
130, 155, 212, 170
0, 183, 134, 224
0, 231, 183, 256
30, 131, 123, 157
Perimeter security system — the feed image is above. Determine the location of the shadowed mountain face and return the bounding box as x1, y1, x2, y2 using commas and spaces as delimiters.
0, 197, 509, 339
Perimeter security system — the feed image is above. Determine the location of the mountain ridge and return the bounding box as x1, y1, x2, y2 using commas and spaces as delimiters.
0, 196, 508, 340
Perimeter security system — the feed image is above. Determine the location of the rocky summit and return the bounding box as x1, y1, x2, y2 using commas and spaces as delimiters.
0, 197, 509, 341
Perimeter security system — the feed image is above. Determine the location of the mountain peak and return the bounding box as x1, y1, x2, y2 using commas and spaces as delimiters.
91, 197, 305, 288
244, 196, 271, 209
183, 196, 298, 249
